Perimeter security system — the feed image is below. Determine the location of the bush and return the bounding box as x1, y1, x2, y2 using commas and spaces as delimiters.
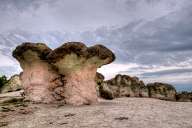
0, 75, 8, 89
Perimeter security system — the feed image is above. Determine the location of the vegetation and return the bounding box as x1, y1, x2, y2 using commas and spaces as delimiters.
0, 75, 8, 89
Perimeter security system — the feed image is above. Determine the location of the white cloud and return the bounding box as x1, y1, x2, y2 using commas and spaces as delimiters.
98, 60, 192, 86
97, 63, 140, 79
0, 52, 15, 67
142, 72, 192, 84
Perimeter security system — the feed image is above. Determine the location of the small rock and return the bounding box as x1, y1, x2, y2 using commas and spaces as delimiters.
114, 117, 129, 120
59, 122, 68, 125
64, 113, 75, 117
176, 91, 192, 102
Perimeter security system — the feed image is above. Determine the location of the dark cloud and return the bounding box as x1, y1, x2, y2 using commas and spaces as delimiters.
141, 68, 192, 77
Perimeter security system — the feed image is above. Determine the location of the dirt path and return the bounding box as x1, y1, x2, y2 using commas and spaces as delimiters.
1, 98, 192, 128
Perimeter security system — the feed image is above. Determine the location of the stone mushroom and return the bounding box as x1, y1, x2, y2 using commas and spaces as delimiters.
12, 43, 62, 103
47, 42, 115, 105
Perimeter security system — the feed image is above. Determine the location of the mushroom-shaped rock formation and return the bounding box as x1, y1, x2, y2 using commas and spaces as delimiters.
47, 42, 115, 105
13, 43, 62, 103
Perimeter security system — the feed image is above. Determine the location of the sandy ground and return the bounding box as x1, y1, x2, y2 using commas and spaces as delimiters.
0, 97, 192, 128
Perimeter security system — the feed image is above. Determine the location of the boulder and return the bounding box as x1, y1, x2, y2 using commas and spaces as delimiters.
95, 72, 114, 99
176, 91, 192, 102
13, 42, 115, 105
95, 72, 104, 85
95, 72, 105, 96
99, 82, 114, 99
0, 75, 22, 93
147, 82, 176, 101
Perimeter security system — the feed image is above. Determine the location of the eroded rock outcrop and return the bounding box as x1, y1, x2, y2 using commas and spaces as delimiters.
99, 74, 149, 99
13, 42, 115, 105
147, 82, 176, 101
99, 82, 114, 99
176, 92, 192, 102
95, 72, 105, 96
97, 74, 180, 101
0, 75, 22, 93
95, 72, 114, 99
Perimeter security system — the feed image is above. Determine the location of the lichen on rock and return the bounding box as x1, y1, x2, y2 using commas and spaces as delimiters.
47, 42, 115, 105
12, 43, 62, 103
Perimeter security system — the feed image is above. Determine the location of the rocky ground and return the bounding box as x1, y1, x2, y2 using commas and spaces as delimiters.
0, 97, 192, 128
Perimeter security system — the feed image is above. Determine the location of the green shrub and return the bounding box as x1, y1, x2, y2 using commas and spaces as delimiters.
0, 75, 8, 89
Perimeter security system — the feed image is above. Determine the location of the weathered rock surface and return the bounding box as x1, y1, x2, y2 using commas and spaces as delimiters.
95, 72, 105, 96
0, 75, 22, 93
98, 74, 179, 101
95, 72, 104, 85
13, 43, 61, 103
95, 73, 114, 99
13, 42, 115, 105
99, 82, 114, 99
147, 82, 176, 101
99, 74, 149, 99
0, 90, 25, 108
1, 98, 192, 128
176, 91, 192, 102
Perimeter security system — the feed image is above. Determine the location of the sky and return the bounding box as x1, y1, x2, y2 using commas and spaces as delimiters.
0, 0, 192, 91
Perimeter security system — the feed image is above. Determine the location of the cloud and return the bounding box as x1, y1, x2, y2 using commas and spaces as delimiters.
0, 0, 189, 33
0, 52, 15, 67
0, 0, 192, 91
141, 68, 192, 77
97, 63, 140, 79
0, 51, 21, 77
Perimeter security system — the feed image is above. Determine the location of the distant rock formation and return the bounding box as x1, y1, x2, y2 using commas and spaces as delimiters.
176, 92, 192, 102
147, 82, 176, 101
97, 74, 180, 101
13, 42, 115, 105
0, 75, 22, 93
11, 42, 192, 104
98, 74, 149, 99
